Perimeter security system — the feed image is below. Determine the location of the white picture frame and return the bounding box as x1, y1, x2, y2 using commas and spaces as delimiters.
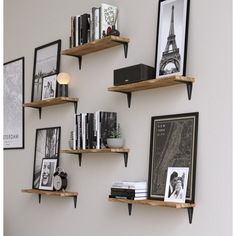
41, 74, 57, 100
39, 158, 57, 190
164, 167, 189, 203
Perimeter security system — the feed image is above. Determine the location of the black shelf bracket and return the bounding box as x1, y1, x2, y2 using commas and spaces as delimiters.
120, 92, 132, 108
68, 101, 78, 114
38, 194, 41, 204
128, 203, 133, 215
38, 108, 42, 119
78, 154, 82, 166
188, 207, 194, 224
122, 42, 129, 58
78, 56, 82, 70
73, 196, 78, 208
186, 82, 193, 100
117, 152, 128, 167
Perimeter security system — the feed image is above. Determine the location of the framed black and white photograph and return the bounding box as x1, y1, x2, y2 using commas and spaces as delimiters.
164, 167, 189, 203
32, 127, 61, 189
4, 57, 24, 149
41, 74, 57, 100
39, 158, 57, 190
31, 40, 61, 102
148, 112, 198, 203
155, 0, 190, 78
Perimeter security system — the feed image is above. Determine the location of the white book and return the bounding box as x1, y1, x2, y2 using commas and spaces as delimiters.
73, 114, 77, 150
75, 15, 80, 46
100, 3, 118, 37
81, 113, 87, 149
94, 8, 100, 40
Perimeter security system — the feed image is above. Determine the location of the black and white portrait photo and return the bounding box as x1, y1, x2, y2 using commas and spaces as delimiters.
32, 127, 61, 189
41, 74, 57, 100
4, 57, 24, 149
31, 40, 61, 102
148, 113, 198, 202
164, 167, 189, 203
39, 158, 57, 190
155, 0, 190, 77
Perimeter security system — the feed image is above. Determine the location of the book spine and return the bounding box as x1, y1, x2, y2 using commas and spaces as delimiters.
71, 16, 75, 48
110, 191, 148, 198
73, 113, 77, 150
110, 188, 147, 194
94, 8, 100, 40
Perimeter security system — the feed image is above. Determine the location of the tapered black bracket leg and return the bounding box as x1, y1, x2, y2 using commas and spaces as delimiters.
122, 42, 129, 58
38, 108, 42, 120
78, 56, 82, 70
123, 153, 128, 167
187, 207, 194, 224
78, 154, 82, 166
73, 196, 77, 208
38, 194, 41, 204
121, 92, 132, 108
74, 102, 78, 114
186, 82, 193, 100
128, 203, 132, 216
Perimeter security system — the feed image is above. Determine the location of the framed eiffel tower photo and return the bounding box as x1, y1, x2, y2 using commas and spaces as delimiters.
155, 0, 190, 78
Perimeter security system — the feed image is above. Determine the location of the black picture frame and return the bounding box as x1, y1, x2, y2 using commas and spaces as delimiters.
148, 112, 198, 203
31, 40, 61, 102
154, 0, 190, 78
3, 57, 25, 149
32, 127, 61, 189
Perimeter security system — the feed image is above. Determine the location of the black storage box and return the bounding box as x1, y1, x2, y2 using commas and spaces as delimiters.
113, 64, 155, 86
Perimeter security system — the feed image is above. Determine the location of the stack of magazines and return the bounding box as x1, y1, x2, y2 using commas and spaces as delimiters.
109, 181, 148, 200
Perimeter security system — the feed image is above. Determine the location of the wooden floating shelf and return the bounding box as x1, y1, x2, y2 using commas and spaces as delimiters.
23, 97, 79, 119
61, 36, 130, 69
108, 197, 195, 224
22, 189, 78, 208
108, 198, 195, 208
108, 76, 195, 107
61, 148, 130, 167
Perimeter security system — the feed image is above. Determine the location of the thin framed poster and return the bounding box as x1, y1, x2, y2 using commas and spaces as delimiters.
31, 40, 61, 102
155, 0, 190, 78
148, 112, 198, 203
4, 57, 25, 149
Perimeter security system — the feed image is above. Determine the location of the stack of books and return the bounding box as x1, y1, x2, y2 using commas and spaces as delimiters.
70, 3, 118, 48
109, 181, 148, 200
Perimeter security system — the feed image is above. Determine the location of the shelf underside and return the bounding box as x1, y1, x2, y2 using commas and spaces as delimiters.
108, 198, 195, 209
22, 189, 78, 197
23, 97, 79, 108
108, 76, 194, 93
62, 148, 129, 154
61, 36, 129, 57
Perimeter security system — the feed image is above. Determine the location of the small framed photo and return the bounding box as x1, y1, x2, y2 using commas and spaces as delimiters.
32, 127, 61, 189
39, 158, 57, 190
164, 167, 189, 203
31, 40, 61, 102
41, 74, 57, 100
155, 0, 190, 78
148, 112, 198, 203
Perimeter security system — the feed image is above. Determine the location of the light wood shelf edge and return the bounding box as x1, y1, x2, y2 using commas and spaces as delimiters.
108, 76, 195, 93
61, 148, 129, 154
108, 197, 195, 209
21, 189, 78, 197
23, 97, 79, 108
61, 36, 130, 56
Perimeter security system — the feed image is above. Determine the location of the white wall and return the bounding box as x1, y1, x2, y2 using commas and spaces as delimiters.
4, 0, 232, 235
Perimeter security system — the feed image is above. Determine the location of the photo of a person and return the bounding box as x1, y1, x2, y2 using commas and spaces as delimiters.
39, 158, 57, 190
164, 167, 189, 203
41, 74, 57, 100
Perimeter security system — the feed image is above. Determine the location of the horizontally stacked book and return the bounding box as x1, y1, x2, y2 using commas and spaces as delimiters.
70, 3, 118, 48
109, 181, 148, 200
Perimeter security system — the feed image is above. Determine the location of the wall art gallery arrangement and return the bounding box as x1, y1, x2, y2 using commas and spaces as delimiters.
4, 0, 199, 223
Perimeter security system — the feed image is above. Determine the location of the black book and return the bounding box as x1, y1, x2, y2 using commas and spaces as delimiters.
110, 190, 148, 198
110, 188, 147, 194
80, 13, 90, 44
86, 113, 94, 149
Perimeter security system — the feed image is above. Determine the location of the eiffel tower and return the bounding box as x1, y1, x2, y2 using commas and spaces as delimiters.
159, 5, 181, 75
